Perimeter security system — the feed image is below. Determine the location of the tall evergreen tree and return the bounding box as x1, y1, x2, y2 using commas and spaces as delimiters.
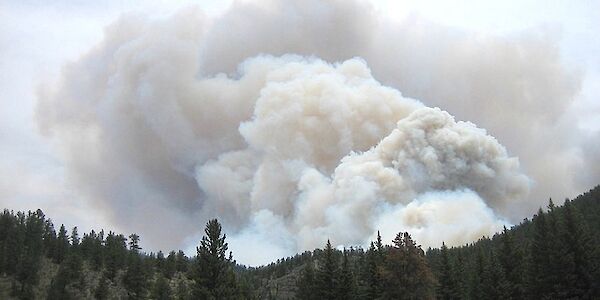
437, 242, 459, 300
55, 224, 69, 264
15, 210, 45, 299
380, 232, 435, 299
152, 274, 172, 300
363, 242, 381, 299
337, 249, 355, 299
94, 272, 109, 300
528, 208, 553, 298
297, 259, 317, 300
499, 226, 523, 299
192, 219, 238, 299
124, 233, 147, 299
315, 240, 339, 300
558, 198, 599, 298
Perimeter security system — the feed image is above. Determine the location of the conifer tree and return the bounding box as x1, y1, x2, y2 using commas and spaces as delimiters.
48, 249, 83, 300
559, 198, 599, 298
70, 226, 79, 248
192, 219, 238, 299
380, 232, 435, 299
124, 233, 147, 299
363, 241, 381, 299
315, 239, 339, 299
337, 249, 355, 299
55, 224, 69, 264
15, 210, 45, 299
297, 259, 317, 300
529, 208, 553, 298
499, 226, 523, 299
152, 274, 172, 300
94, 272, 109, 300
481, 249, 508, 299
437, 242, 459, 300
164, 250, 177, 279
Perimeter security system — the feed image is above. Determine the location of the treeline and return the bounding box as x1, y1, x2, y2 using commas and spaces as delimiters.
426, 188, 600, 299
1, 185, 599, 299
251, 186, 600, 299
0, 210, 249, 299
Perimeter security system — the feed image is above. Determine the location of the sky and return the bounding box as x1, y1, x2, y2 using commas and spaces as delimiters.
0, 0, 599, 266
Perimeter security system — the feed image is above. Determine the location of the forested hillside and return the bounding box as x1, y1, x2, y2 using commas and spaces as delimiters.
1, 186, 599, 299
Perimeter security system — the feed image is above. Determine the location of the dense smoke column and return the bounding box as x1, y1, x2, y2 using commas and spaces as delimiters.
37, 0, 591, 265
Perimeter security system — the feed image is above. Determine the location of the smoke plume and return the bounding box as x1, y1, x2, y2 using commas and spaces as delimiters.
37, 0, 593, 265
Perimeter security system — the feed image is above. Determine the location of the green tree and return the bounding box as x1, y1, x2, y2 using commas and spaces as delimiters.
558, 198, 599, 298
47, 251, 83, 300
94, 272, 109, 300
499, 226, 523, 299
152, 274, 172, 300
192, 219, 238, 299
124, 233, 147, 299
315, 240, 338, 300
380, 232, 435, 299
528, 208, 553, 298
297, 260, 317, 300
363, 242, 381, 299
55, 224, 69, 264
15, 210, 45, 299
437, 242, 459, 300
337, 249, 355, 299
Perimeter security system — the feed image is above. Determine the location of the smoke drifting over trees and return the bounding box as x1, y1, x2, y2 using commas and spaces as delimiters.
36, 0, 595, 265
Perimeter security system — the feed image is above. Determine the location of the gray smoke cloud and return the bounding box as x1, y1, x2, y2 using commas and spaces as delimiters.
36, 0, 594, 265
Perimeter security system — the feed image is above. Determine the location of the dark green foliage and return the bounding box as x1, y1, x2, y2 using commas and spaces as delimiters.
499, 225, 523, 299
55, 224, 69, 264
123, 234, 148, 299
152, 274, 172, 300
15, 210, 45, 299
48, 251, 83, 300
94, 272, 109, 300
380, 232, 435, 299
338, 249, 355, 299
297, 259, 317, 300
191, 218, 239, 299
0, 185, 599, 299
437, 243, 459, 300
315, 240, 338, 299
363, 242, 381, 299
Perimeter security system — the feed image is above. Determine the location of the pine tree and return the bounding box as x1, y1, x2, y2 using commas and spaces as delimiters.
94, 272, 109, 300
337, 249, 355, 299
152, 274, 172, 300
70, 226, 79, 249
124, 233, 147, 299
55, 224, 69, 264
363, 241, 381, 299
481, 249, 508, 299
499, 226, 523, 299
315, 239, 338, 300
105, 232, 127, 280
48, 250, 83, 300
164, 250, 177, 279
528, 208, 553, 298
16, 210, 45, 299
380, 232, 435, 299
437, 242, 459, 300
192, 219, 238, 299
559, 198, 599, 298
297, 259, 317, 300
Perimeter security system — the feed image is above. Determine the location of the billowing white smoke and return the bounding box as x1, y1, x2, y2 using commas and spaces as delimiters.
37, 0, 590, 265
199, 58, 529, 264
